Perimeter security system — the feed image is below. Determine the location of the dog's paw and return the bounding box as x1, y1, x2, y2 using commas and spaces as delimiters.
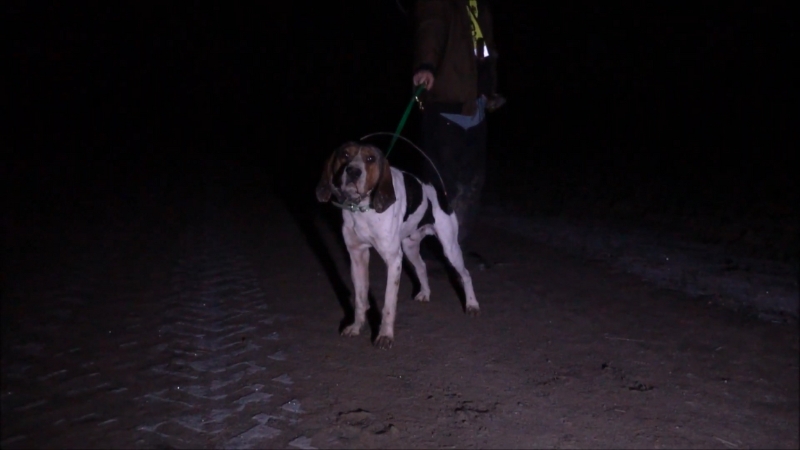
373, 335, 394, 350
414, 291, 431, 302
341, 323, 363, 337
466, 304, 481, 317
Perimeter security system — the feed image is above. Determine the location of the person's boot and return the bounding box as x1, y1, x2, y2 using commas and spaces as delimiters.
451, 180, 482, 245
451, 181, 496, 270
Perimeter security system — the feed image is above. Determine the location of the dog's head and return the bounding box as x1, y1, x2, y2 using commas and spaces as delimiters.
315, 142, 396, 213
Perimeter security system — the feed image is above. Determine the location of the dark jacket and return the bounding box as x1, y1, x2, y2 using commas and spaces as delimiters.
414, 0, 498, 115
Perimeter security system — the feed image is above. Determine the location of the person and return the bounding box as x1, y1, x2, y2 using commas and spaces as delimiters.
412, 0, 504, 246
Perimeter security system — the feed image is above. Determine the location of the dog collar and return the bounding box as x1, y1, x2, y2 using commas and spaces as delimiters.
332, 200, 372, 213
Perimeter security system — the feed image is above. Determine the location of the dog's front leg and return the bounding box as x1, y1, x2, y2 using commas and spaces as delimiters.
342, 237, 370, 337
374, 247, 403, 349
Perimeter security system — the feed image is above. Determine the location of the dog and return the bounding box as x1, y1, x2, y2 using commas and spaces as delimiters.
316, 142, 479, 349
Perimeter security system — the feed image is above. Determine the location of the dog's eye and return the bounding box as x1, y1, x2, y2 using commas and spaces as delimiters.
365, 155, 375, 163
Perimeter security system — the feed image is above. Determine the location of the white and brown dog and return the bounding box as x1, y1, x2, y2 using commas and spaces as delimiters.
316, 141, 479, 349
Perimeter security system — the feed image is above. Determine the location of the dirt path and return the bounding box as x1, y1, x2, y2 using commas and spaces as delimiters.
3, 164, 797, 449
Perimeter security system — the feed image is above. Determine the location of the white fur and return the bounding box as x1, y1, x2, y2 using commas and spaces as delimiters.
339, 167, 480, 349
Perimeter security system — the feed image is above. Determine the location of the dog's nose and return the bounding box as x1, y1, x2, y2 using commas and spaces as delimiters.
345, 166, 362, 179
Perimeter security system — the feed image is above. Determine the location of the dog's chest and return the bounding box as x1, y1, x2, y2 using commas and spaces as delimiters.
345, 212, 400, 247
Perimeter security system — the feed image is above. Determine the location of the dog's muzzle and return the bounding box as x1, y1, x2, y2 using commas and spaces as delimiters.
345, 166, 362, 184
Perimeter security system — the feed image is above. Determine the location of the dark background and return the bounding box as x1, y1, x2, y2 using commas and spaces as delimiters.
6, 1, 796, 262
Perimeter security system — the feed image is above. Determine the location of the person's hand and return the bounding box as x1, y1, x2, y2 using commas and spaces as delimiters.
413, 70, 435, 90
485, 93, 506, 112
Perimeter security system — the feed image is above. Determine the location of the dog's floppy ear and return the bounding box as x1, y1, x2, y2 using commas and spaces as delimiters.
371, 156, 396, 213
315, 151, 338, 203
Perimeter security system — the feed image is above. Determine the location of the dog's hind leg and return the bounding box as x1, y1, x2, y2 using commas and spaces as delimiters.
435, 219, 480, 316
402, 225, 434, 302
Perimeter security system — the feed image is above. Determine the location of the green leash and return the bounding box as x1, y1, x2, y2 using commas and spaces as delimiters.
332, 85, 431, 214
385, 84, 427, 158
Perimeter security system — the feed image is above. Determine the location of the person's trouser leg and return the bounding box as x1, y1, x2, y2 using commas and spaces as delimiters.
421, 112, 487, 244
455, 117, 487, 244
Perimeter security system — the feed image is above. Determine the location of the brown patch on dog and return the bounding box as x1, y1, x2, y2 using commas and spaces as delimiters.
361, 146, 395, 213
316, 142, 358, 203
361, 146, 382, 192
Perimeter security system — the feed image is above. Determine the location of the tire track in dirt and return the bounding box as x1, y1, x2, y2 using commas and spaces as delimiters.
129, 203, 309, 448
2, 183, 311, 449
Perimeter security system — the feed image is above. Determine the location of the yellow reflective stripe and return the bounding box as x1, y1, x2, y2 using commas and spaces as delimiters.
466, 0, 484, 53
468, 0, 479, 18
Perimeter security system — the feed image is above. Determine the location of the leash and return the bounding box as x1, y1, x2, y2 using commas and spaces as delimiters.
334, 84, 447, 213
359, 131, 448, 201
361, 84, 447, 197
358, 84, 449, 202
385, 84, 427, 158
